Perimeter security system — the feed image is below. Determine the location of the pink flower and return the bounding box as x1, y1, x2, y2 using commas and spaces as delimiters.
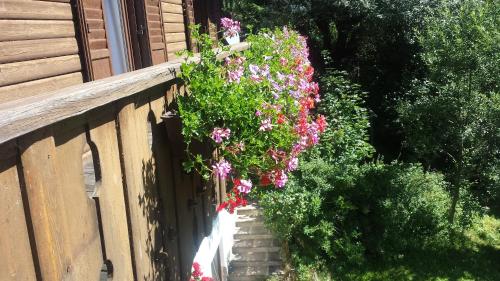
259, 118, 273, 131
228, 66, 244, 83
280, 57, 288, 66
211, 127, 231, 143
249, 64, 260, 75
274, 170, 288, 188
212, 159, 232, 179
255, 110, 262, 117
220, 17, 241, 37
287, 157, 299, 171
235, 179, 253, 194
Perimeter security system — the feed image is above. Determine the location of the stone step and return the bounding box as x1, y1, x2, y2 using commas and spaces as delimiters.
229, 261, 283, 277
237, 207, 262, 217
234, 233, 274, 240
233, 237, 280, 248
235, 225, 271, 235
236, 217, 265, 228
233, 246, 281, 254
233, 250, 281, 262
228, 275, 268, 281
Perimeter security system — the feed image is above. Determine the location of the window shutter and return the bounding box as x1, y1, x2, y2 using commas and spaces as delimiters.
161, 0, 189, 60
144, 0, 167, 65
77, 0, 113, 81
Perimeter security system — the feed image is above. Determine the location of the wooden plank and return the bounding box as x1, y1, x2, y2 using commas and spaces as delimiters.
162, 12, 184, 23
166, 42, 187, 53
165, 32, 186, 43
0, 20, 75, 41
117, 101, 166, 281
0, 72, 83, 104
51, 127, 103, 280
171, 154, 196, 280
161, 0, 182, 4
18, 130, 67, 280
0, 38, 79, 64
0, 55, 81, 87
161, 3, 182, 14
19, 127, 104, 280
88, 114, 135, 281
0, 142, 37, 280
91, 57, 113, 80
150, 95, 181, 280
164, 23, 185, 33
0, 42, 250, 145
0, 0, 73, 20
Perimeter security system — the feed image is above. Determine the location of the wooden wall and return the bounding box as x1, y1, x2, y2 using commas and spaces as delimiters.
0, 0, 83, 103
0, 83, 222, 281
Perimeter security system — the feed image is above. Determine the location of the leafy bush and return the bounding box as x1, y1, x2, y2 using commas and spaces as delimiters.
258, 71, 451, 279
260, 160, 451, 274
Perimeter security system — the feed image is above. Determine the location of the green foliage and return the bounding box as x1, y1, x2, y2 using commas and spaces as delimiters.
316, 70, 374, 165
257, 71, 452, 279
398, 0, 500, 219
178, 26, 318, 181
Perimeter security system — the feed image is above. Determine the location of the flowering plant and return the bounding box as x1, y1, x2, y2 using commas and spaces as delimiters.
178, 21, 326, 213
190, 262, 213, 281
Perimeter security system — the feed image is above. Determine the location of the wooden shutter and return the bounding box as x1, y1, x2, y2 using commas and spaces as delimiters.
145, 0, 168, 65
76, 0, 113, 80
161, 0, 189, 60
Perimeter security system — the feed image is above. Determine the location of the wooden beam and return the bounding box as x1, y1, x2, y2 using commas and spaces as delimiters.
0, 55, 81, 87
0, 42, 249, 144
0, 72, 83, 104
0, 0, 73, 20
0, 38, 79, 64
0, 20, 75, 42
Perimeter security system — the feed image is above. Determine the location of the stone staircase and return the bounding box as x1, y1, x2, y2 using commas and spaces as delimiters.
228, 205, 282, 281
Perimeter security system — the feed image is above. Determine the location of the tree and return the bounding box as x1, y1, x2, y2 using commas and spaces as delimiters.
398, 0, 500, 222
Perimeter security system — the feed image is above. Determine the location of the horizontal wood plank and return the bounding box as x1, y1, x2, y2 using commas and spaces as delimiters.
0, 38, 78, 64
164, 23, 185, 33
0, 42, 250, 144
162, 12, 184, 23
0, 55, 81, 87
0, 73, 83, 104
165, 32, 186, 43
166, 42, 187, 53
161, 3, 183, 14
0, 0, 73, 20
0, 20, 75, 41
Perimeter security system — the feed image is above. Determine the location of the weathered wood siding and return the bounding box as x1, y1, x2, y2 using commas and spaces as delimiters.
0, 42, 250, 280
0, 0, 83, 103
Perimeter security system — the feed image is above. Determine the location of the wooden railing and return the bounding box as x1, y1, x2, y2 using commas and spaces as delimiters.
0, 42, 248, 281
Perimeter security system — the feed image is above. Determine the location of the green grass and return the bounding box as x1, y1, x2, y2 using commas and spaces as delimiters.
336, 215, 500, 281
272, 216, 500, 281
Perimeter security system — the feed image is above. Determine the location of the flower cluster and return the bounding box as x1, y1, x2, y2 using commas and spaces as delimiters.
190, 262, 213, 281
220, 17, 241, 38
179, 21, 326, 213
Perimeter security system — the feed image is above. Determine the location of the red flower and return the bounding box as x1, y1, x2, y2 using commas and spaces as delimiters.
192, 262, 202, 278
316, 115, 327, 133
277, 114, 286, 124
201, 277, 214, 281
260, 173, 272, 186
305, 65, 314, 81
